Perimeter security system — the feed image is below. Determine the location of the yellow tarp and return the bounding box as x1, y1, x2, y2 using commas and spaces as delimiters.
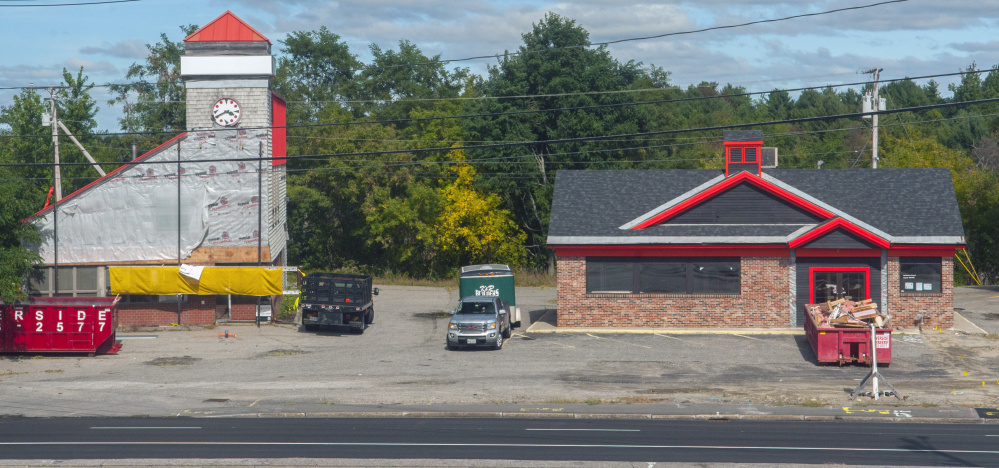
110, 266, 283, 296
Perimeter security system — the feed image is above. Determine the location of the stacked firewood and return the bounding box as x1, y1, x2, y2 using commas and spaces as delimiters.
807, 299, 890, 328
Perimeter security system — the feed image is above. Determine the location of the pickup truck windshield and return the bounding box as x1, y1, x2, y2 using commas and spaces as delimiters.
458, 301, 495, 315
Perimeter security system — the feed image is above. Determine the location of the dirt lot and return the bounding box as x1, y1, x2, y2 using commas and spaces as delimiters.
0, 286, 997, 417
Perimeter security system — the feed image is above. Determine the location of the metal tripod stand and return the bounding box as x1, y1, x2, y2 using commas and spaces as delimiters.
850, 323, 904, 400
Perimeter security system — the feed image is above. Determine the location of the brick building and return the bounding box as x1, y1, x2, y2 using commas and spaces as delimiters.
28, 12, 288, 325
547, 130, 964, 329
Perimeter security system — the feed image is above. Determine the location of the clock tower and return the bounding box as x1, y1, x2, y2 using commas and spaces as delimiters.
179, 11, 288, 266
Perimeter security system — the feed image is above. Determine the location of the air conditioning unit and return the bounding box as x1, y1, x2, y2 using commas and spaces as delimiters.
761, 147, 778, 169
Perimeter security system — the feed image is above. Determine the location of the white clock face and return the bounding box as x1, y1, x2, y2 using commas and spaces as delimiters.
212, 98, 241, 127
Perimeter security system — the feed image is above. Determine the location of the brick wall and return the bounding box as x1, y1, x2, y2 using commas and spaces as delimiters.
118, 295, 216, 326
885, 256, 954, 329
556, 256, 792, 327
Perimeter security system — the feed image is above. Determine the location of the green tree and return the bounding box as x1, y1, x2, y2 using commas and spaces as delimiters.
274, 27, 363, 123
107, 25, 197, 145
0, 89, 45, 301
356, 40, 469, 122
465, 13, 644, 269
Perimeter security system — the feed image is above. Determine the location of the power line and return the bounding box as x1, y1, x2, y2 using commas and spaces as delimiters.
351, 0, 910, 71
3, 67, 995, 142
5, 97, 999, 170
0, 0, 139, 6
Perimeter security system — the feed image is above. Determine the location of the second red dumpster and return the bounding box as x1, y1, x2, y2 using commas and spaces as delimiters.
804, 303, 891, 366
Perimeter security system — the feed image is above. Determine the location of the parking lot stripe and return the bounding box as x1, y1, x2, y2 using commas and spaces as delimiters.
653, 333, 684, 341
586, 334, 652, 349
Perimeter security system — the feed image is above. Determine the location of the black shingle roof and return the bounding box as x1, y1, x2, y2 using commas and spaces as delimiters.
548, 168, 964, 245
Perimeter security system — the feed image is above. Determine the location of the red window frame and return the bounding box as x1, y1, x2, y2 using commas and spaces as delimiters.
724, 141, 762, 177
807, 267, 871, 303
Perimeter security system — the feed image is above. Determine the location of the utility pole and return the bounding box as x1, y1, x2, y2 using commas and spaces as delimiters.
862, 68, 884, 168
49, 86, 61, 200
48, 85, 60, 296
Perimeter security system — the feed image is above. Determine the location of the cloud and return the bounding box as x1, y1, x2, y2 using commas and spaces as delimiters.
79, 40, 148, 59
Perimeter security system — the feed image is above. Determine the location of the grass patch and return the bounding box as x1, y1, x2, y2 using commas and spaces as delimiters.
44, 369, 63, 373
545, 397, 583, 404
986, 332, 999, 341
0, 371, 27, 376
146, 356, 200, 366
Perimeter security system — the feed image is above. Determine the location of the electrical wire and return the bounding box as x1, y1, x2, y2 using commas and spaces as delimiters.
0, 0, 139, 6
3, 67, 995, 141
4, 100, 999, 171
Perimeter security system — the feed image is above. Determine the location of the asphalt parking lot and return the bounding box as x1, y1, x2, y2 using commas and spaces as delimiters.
0, 286, 996, 418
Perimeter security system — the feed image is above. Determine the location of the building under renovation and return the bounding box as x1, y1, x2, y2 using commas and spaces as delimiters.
28, 11, 289, 325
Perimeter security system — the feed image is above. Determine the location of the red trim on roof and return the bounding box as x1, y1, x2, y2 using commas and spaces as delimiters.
551, 245, 789, 257
795, 248, 881, 258
887, 248, 959, 257
632, 171, 834, 229
788, 217, 889, 249
184, 11, 270, 44
29, 132, 187, 219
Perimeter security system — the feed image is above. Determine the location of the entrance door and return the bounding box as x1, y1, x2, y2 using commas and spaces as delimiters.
810, 268, 869, 304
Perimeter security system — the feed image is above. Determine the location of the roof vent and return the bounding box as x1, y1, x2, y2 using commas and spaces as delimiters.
722, 130, 763, 177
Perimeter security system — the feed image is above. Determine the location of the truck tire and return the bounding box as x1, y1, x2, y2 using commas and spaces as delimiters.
365, 308, 374, 324
502, 322, 512, 339
493, 332, 504, 350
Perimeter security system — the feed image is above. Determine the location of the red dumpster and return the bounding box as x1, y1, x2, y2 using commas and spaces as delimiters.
804, 303, 890, 366
1, 297, 121, 355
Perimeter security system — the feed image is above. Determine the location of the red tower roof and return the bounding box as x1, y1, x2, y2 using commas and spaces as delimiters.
184, 11, 270, 44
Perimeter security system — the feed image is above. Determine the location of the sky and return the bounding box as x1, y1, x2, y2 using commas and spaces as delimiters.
2, 0, 999, 132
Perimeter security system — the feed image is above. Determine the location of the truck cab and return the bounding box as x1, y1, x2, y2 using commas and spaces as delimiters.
446, 296, 511, 350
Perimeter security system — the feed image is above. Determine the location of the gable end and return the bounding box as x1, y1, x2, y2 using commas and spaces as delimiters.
665, 182, 826, 225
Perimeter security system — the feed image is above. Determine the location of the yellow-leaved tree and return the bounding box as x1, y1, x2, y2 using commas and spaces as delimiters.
435, 147, 527, 269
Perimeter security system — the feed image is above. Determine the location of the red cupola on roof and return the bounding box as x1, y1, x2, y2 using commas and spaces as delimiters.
184, 11, 270, 44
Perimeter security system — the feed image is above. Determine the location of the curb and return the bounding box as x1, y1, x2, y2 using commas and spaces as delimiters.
204, 411, 992, 424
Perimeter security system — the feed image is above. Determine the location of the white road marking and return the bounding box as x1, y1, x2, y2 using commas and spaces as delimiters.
653, 334, 683, 341
2, 441, 999, 456
526, 429, 640, 432
585, 334, 652, 349
90, 427, 201, 430
732, 334, 764, 341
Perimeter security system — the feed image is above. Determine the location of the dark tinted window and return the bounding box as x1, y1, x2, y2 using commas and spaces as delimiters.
587, 258, 740, 294
900, 257, 941, 293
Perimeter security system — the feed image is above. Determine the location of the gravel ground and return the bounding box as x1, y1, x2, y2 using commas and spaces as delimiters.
0, 285, 996, 417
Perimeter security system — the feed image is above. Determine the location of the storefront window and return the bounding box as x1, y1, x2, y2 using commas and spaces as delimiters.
587, 258, 740, 294
900, 257, 941, 294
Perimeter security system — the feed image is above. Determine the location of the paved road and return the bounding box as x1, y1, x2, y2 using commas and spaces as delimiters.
1, 417, 998, 466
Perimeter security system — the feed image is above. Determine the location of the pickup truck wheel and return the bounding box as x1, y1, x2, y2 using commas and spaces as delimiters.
493, 333, 504, 350
502, 323, 511, 339
365, 308, 374, 324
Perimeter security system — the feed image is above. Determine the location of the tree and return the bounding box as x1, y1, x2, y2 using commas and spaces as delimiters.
274, 27, 362, 123
57, 67, 116, 194
107, 25, 197, 145
434, 149, 526, 270
0, 89, 45, 301
356, 40, 469, 122
465, 13, 644, 269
